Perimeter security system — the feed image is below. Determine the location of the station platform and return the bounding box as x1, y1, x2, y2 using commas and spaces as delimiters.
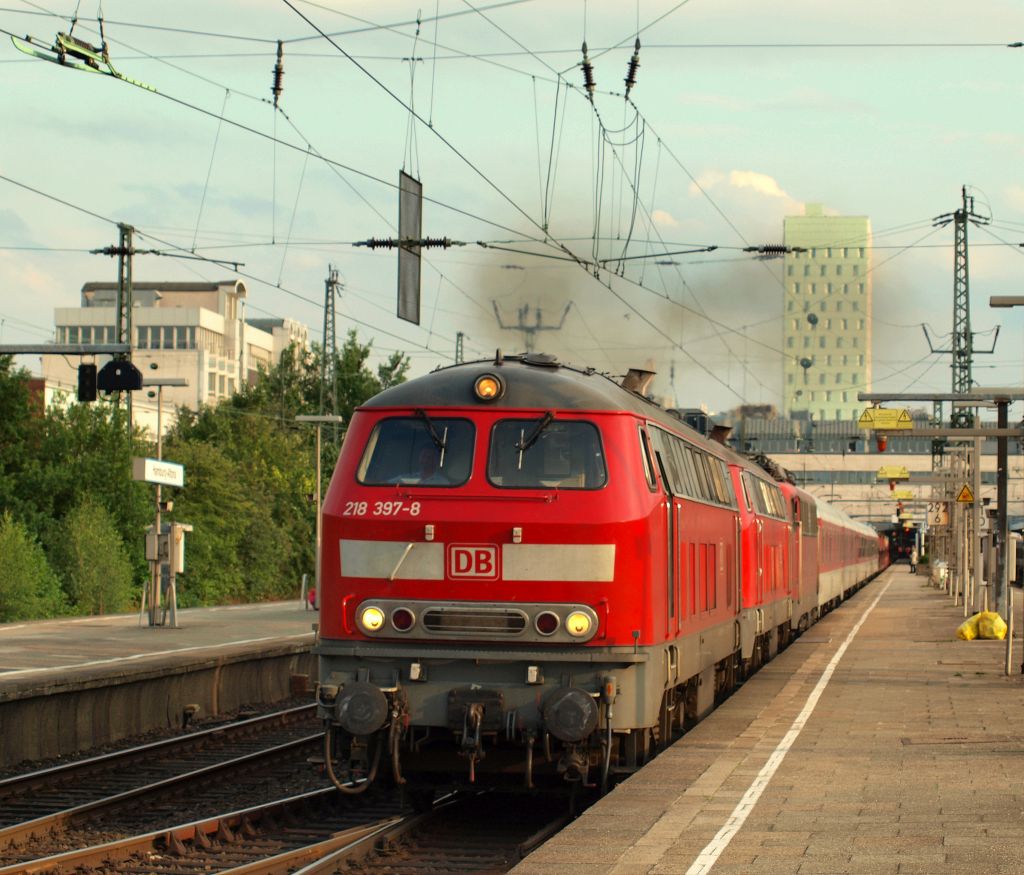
513, 566, 1024, 875
0, 602, 316, 766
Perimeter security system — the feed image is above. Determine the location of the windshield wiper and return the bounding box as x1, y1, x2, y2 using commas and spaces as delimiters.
416, 408, 448, 467
515, 411, 554, 469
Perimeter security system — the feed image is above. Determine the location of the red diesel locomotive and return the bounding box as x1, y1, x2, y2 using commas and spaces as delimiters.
315, 353, 884, 797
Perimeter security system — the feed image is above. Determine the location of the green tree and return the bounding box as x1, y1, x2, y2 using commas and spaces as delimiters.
0, 512, 65, 620
51, 496, 135, 614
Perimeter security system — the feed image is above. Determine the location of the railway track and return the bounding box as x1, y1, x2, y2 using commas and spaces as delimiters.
0, 704, 326, 865
0, 789, 569, 874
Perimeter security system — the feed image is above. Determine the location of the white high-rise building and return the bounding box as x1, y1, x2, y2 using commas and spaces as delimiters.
782, 205, 872, 422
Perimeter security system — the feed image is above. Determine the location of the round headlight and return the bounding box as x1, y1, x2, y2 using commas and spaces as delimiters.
474, 374, 504, 401
359, 606, 386, 633
565, 610, 593, 638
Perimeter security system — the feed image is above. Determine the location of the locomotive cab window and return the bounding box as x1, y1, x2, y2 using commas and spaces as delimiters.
357, 416, 474, 486
488, 418, 607, 489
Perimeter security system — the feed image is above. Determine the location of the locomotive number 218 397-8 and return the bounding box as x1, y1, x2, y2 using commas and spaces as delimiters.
343, 501, 422, 517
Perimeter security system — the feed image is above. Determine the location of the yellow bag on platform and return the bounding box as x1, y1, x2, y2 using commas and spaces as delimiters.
957, 615, 980, 640
977, 611, 1008, 640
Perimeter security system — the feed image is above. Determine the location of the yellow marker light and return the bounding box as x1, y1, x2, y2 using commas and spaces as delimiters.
565, 610, 592, 638
474, 374, 503, 401
360, 606, 386, 633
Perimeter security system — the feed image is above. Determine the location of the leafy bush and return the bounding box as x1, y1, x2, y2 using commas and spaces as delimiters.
0, 512, 65, 620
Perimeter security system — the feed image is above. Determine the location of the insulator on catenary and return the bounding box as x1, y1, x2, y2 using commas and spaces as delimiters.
624, 38, 640, 98
271, 40, 284, 108
580, 41, 596, 99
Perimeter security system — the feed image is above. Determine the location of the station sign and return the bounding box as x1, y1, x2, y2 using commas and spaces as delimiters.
876, 465, 910, 481
893, 489, 914, 500
132, 456, 185, 488
858, 407, 912, 430
928, 502, 949, 526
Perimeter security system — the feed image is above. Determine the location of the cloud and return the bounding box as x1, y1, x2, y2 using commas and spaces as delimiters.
651, 209, 679, 228
728, 170, 791, 200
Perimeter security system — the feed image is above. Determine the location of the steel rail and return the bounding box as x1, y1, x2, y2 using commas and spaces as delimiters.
0, 703, 316, 801
0, 788, 400, 875
0, 731, 322, 852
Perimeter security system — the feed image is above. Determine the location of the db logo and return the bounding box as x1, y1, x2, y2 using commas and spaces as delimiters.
447, 544, 499, 579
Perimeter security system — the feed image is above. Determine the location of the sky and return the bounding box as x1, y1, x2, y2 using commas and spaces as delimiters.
2, 0, 1023, 415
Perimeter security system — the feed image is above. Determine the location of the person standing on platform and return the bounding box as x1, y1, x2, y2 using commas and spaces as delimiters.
910, 547, 918, 574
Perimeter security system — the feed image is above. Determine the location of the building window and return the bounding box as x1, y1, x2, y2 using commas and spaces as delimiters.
137, 327, 148, 349
853, 301, 860, 311
819, 373, 826, 385
218, 374, 226, 395
787, 300, 794, 312
858, 355, 865, 366
841, 318, 848, 330
824, 319, 832, 329
819, 336, 826, 348
810, 283, 816, 295
859, 319, 865, 329
842, 284, 849, 294
787, 265, 794, 276
792, 319, 799, 330
836, 373, 843, 384
787, 336, 794, 348
826, 282, 832, 295
836, 265, 844, 276
803, 265, 810, 277
794, 283, 800, 294
820, 301, 827, 312
842, 391, 849, 402
825, 391, 832, 402
836, 301, 843, 312
69, 326, 79, 344
803, 336, 810, 348
853, 336, 859, 348
836, 337, 844, 349
820, 265, 827, 277
859, 283, 865, 294
852, 264, 860, 276
787, 373, 794, 384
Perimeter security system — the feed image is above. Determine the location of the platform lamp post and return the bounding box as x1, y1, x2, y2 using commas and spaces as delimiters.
142, 368, 188, 627
295, 415, 344, 609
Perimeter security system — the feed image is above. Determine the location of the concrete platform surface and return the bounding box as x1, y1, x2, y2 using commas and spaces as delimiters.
0, 601, 316, 696
0, 602, 318, 765
512, 567, 1024, 875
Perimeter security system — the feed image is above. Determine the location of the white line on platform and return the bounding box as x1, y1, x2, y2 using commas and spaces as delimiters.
684, 580, 892, 875
0, 633, 314, 678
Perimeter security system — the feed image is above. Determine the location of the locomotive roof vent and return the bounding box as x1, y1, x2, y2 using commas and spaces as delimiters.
521, 352, 560, 368
621, 367, 656, 396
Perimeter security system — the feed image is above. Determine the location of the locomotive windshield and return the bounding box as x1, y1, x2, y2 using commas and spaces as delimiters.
488, 419, 607, 489
357, 417, 474, 486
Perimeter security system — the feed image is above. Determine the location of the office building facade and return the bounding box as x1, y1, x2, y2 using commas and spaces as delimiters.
783, 205, 872, 422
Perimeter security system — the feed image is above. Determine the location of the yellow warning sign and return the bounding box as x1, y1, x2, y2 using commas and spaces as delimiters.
876, 466, 910, 481
858, 407, 913, 430
956, 484, 974, 503
893, 489, 914, 500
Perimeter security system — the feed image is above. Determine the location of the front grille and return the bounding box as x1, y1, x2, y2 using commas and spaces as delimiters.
422, 607, 528, 636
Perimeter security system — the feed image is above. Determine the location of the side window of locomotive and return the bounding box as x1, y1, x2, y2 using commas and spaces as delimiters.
638, 427, 657, 490
356, 417, 474, 486
648, 427, 681, 494
489, 419, 607, 489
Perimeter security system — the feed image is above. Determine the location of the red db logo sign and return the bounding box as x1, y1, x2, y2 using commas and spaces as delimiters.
447, 544, 499, 579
